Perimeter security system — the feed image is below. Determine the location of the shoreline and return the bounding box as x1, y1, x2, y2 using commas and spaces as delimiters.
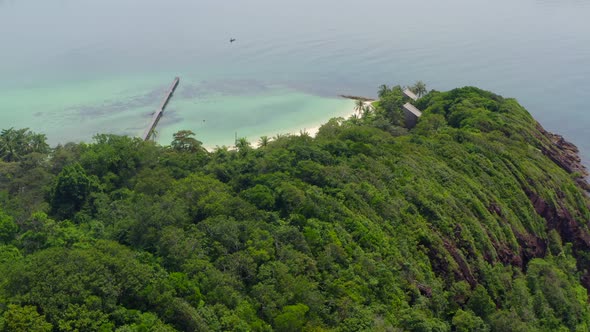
285, 99, 375, 139
201, 99, 362, 151
194, 95, 589, 193
201, 99, 375, 150
255, 99, 590, 194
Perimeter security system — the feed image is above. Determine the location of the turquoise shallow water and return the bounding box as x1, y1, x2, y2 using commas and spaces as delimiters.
0, 72, 354, 147
0, 0, 589, 162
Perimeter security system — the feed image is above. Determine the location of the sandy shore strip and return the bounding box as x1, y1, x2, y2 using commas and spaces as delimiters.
203, 98, 376, 150
293, 99, 376, 138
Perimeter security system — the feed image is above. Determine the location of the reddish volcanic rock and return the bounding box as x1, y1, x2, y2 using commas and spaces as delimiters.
535, 123, 590, 192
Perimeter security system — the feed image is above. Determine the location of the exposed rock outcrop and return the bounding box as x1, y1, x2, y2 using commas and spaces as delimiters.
535, 122, 590, 192
526, 187, 590, 289
526, 124, 590, 288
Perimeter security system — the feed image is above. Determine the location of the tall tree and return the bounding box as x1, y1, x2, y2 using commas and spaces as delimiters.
354, 99, 365, 115
258, 136, 271, 148
171, 130, 204, 153
411, 81, 427, 98
378, 84, 390, 98
361, 105, 373, 120
235, 137, 252, 154
0, 128, 50, 162
379, 85, 405, 125
27, 133, 50, 156
0, 128, 27, 162
349, 113, 361, 125
50, 163, 95, 219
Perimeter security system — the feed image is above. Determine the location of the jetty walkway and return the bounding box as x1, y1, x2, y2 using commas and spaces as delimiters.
142, 77, 180, 141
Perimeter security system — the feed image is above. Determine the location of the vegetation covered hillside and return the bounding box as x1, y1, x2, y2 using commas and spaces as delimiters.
0, 86, 589, 331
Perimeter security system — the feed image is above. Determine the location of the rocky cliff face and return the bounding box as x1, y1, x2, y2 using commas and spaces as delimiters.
530, 122, 590, 288
536, 122, 590, 192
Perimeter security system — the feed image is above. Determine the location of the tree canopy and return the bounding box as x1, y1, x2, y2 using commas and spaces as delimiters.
0, 86, 589, 331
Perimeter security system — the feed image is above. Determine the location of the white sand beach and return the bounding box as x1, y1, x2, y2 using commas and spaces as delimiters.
202, 99, 375, 150
292, 100, 375, 138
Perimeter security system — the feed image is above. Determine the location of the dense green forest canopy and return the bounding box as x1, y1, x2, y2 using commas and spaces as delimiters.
0, 86, 589, 331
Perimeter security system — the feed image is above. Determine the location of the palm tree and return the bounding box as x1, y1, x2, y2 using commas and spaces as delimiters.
378, 84, 390, 98
273, 133, 287, 141
258, 136, 270, 148
213, 145, 231, 162
235, 137, 251, 154
148, 129, 159, 142
354, 99, 365, 115
361, 105, 373, 120
411, 81, 427, 98
28, 133, 50, 155
0, 128, 28, 162
0, 129, 16, 162
299, 129, 310, 137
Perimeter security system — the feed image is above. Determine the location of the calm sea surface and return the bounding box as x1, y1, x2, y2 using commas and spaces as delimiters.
0, 0, 589, 162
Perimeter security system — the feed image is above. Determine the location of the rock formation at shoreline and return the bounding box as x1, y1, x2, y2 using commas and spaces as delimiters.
536, 123, 590, 192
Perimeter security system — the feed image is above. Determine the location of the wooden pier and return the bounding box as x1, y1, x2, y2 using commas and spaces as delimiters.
142, 77, 180, 141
